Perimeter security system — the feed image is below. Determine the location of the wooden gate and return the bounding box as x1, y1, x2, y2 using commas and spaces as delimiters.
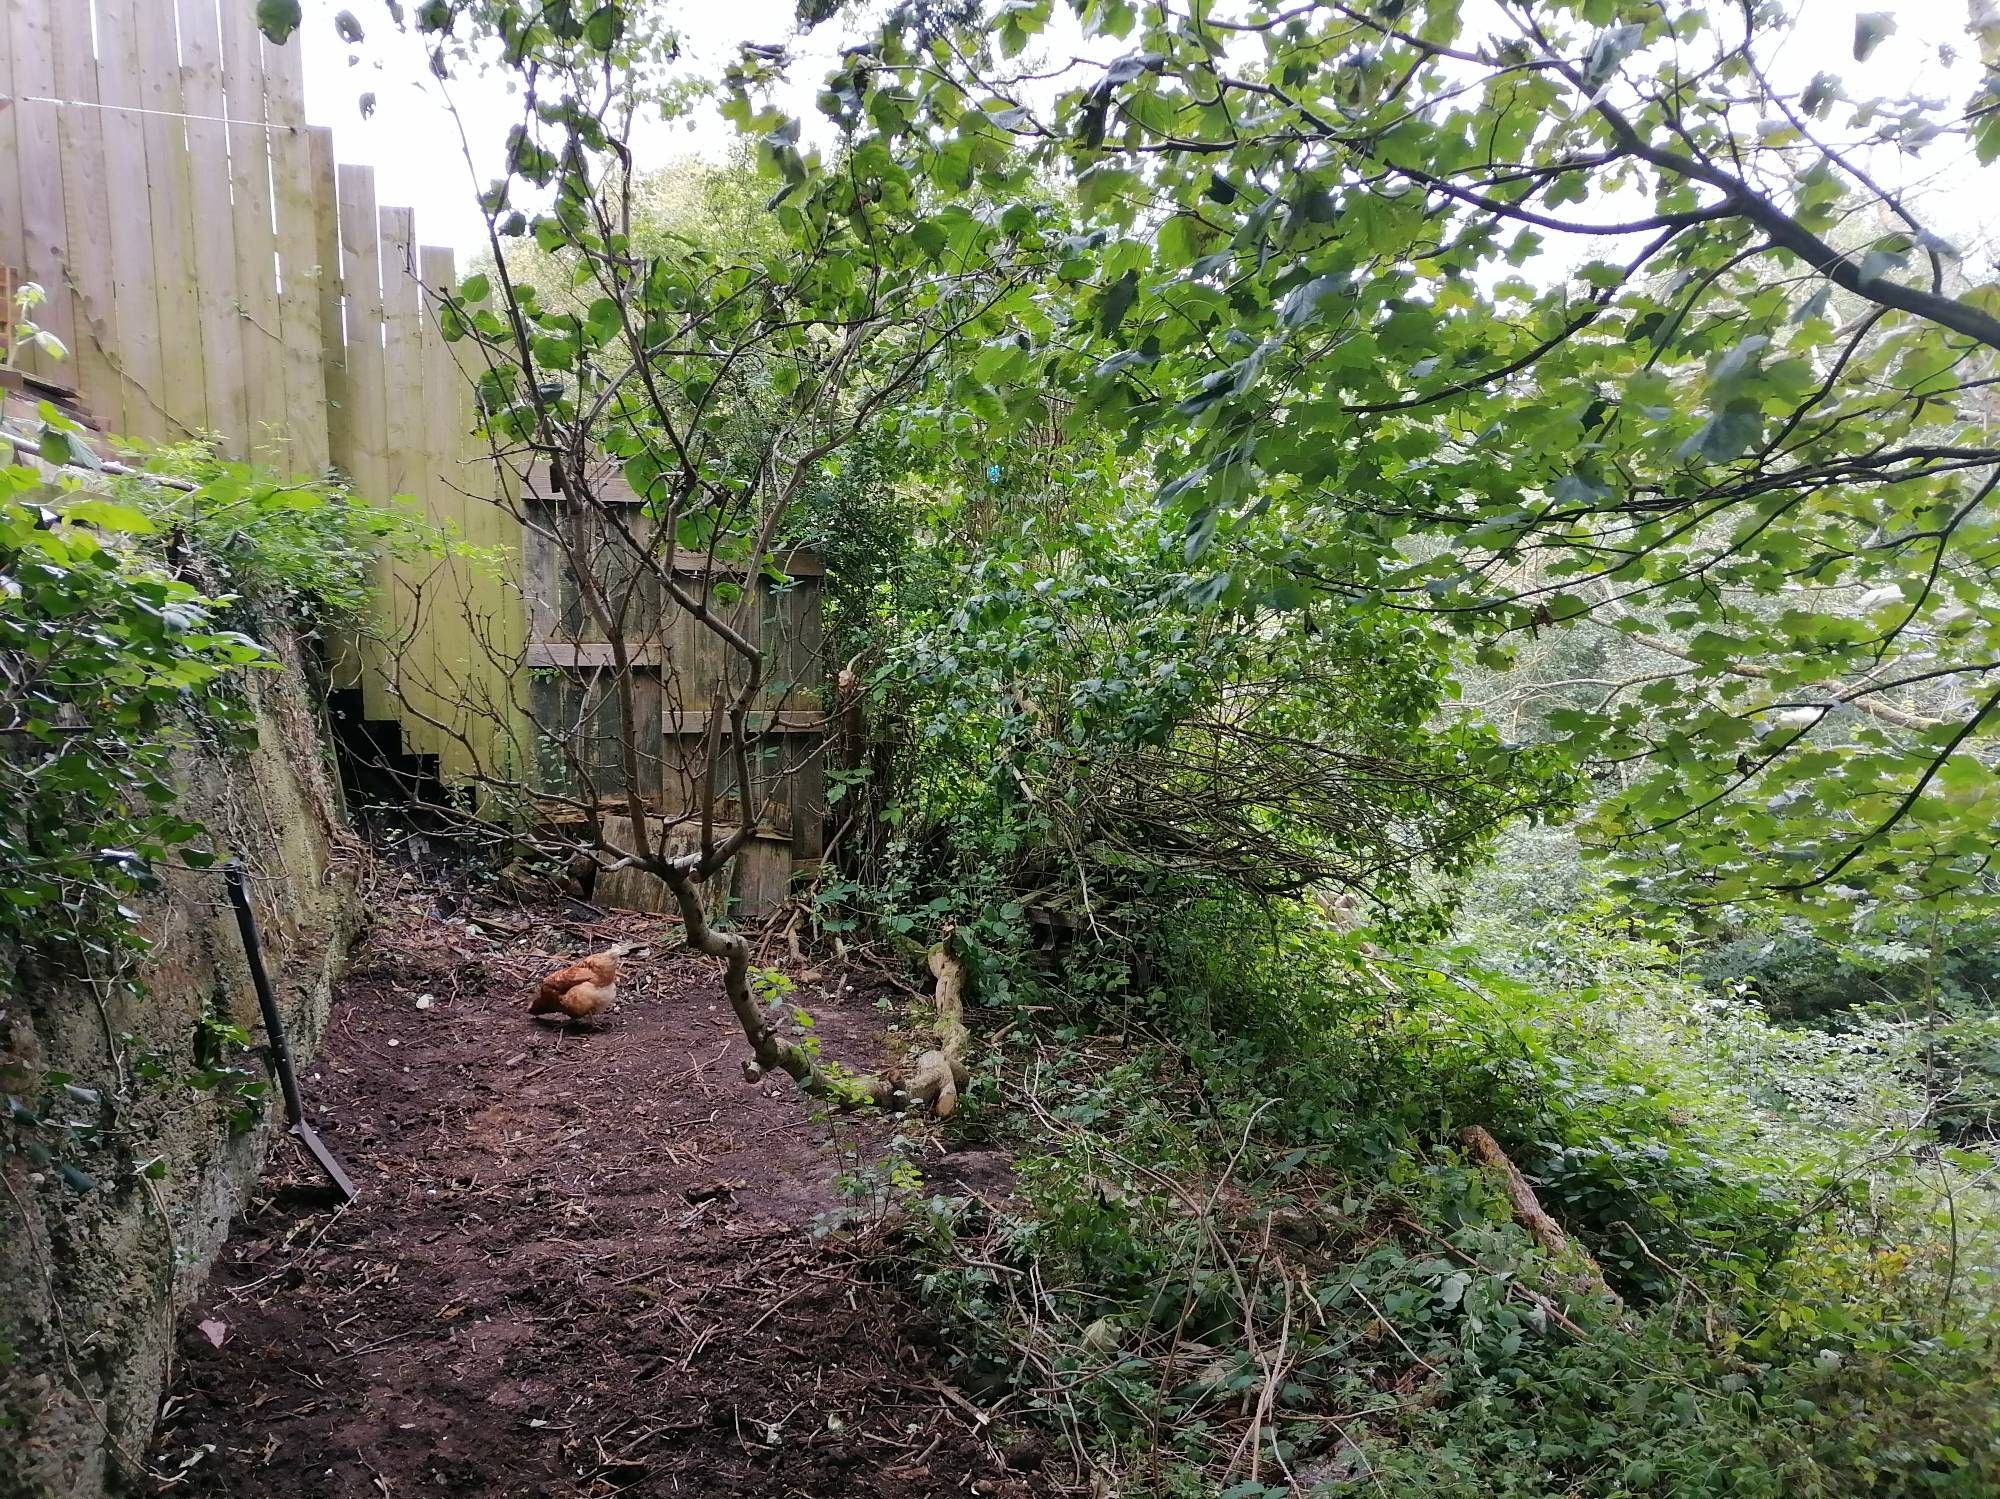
519, 463, 828, 916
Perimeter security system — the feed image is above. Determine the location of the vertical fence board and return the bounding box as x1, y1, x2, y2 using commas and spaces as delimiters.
334, 164, 394, 722
6, 1, 76, 385
0, 1, 24, 295
133, 0, 209, 437
419, 243, 477, 778
217, 0, 284, 462
49, 3, 119, 424
91, 0, 167, 441
307, 127, 364, 689
260, 32, 327, 473
308, 128, 346, 462
378, 206, 441, 756
178, 0, 250, 446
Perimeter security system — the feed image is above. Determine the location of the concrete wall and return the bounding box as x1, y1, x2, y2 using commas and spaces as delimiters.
0, 626, 357, 1498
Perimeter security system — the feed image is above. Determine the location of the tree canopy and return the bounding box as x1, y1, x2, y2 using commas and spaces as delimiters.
794, 0, 2000, 924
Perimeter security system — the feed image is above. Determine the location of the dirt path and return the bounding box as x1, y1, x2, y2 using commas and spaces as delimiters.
146, 890, 1039, 1498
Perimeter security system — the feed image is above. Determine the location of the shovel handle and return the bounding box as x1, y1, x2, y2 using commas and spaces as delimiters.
223, 861, 307, 1128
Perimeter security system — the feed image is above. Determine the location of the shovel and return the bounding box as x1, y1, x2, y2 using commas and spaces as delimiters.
224, 862, 358, 1202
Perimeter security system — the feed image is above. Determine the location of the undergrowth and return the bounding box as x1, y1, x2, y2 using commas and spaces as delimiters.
854, 879, 2000, 1496
0, 418, 444, 1193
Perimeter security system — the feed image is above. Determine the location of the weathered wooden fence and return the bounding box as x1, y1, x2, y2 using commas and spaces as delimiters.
1, 0, 521, 787
3, 1, 829, 909
519, 463, 829, 914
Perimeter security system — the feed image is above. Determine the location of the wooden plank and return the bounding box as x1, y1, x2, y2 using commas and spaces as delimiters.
261, 31, 327, 473
733, 838, 792, 919
217, 0, 285, 462
178, 0, 250, 447
335, 165, 393, 720
419, 241, 475, 778
522, 496, 563, 642
305, 126, 363, 689
378, 205, 438, 754
0, 1, 25, 296
132, 0, 209, 438
308, 128, 346, 473
787, 732, 826, 860
49, 3, 120, 426
526, 642, 665, 670
594, 815, 730, 916
5, 1, 76, 387
663, 709, 827, 734
91, 0, 167, 442
484, 462, 530, 797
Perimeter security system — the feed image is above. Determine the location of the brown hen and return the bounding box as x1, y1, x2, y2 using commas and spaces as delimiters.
530, 945, 631, 1022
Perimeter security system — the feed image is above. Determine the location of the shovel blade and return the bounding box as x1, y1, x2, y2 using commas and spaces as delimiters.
292, 1123, 359, 1202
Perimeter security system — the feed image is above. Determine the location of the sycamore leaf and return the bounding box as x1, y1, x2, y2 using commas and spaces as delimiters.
1853, 12, 1896, 61
1097, 270, 1140, 336
1678, 399, 1763, 463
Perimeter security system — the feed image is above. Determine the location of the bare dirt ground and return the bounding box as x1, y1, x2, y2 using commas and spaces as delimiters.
145, 884, 1044, 1498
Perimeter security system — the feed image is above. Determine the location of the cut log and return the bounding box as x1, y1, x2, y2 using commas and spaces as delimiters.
1458, 1125, 1622, 1309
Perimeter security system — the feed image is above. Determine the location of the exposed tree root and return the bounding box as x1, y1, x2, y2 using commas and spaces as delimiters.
901, 942, 971, 1116
665, 868, 968, 1115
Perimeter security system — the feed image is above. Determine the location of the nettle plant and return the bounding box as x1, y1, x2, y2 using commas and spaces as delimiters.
1, 410, 423, 1183
0, 453, 267, 1184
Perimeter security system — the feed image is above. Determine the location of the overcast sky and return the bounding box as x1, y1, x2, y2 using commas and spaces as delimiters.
296, 0, 1997, 266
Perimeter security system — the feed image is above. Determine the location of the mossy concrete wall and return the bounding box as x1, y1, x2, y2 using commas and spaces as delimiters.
0, 631, 358, 1498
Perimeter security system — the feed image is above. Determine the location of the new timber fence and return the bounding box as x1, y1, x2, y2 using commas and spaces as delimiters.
2, 0, 521, 786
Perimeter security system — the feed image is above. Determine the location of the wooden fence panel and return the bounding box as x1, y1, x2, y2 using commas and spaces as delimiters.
420, 241, 475, 779
308, 128, 344, 464
91, 0, 167, 441
179, 0, 251, 447
3, 10, 538, 811
377, 206, 444, 759
261, 31, 328, 473
0, 3, 25, 309
217, 0, 286, 460
48, 3, 118, 415
333, 164, 395, 722
134, 0, 209, 438
5, 0, 73, 386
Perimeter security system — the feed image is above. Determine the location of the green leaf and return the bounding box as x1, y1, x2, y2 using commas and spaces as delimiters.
1678, 399, 1763, 463
38, 424, 102, 470
1097, 270, 1139, 336
58, 1162, 98, 1194
61, 497, 156, 534
1853, 11, 1896, 61
585, 5, 623, 51
255, 0, 302, 44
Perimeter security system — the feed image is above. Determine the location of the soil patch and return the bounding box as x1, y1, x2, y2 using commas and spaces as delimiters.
146, 887, 1039, 1498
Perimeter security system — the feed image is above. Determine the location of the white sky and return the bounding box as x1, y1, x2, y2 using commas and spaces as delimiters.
296, 0, 1996, 264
